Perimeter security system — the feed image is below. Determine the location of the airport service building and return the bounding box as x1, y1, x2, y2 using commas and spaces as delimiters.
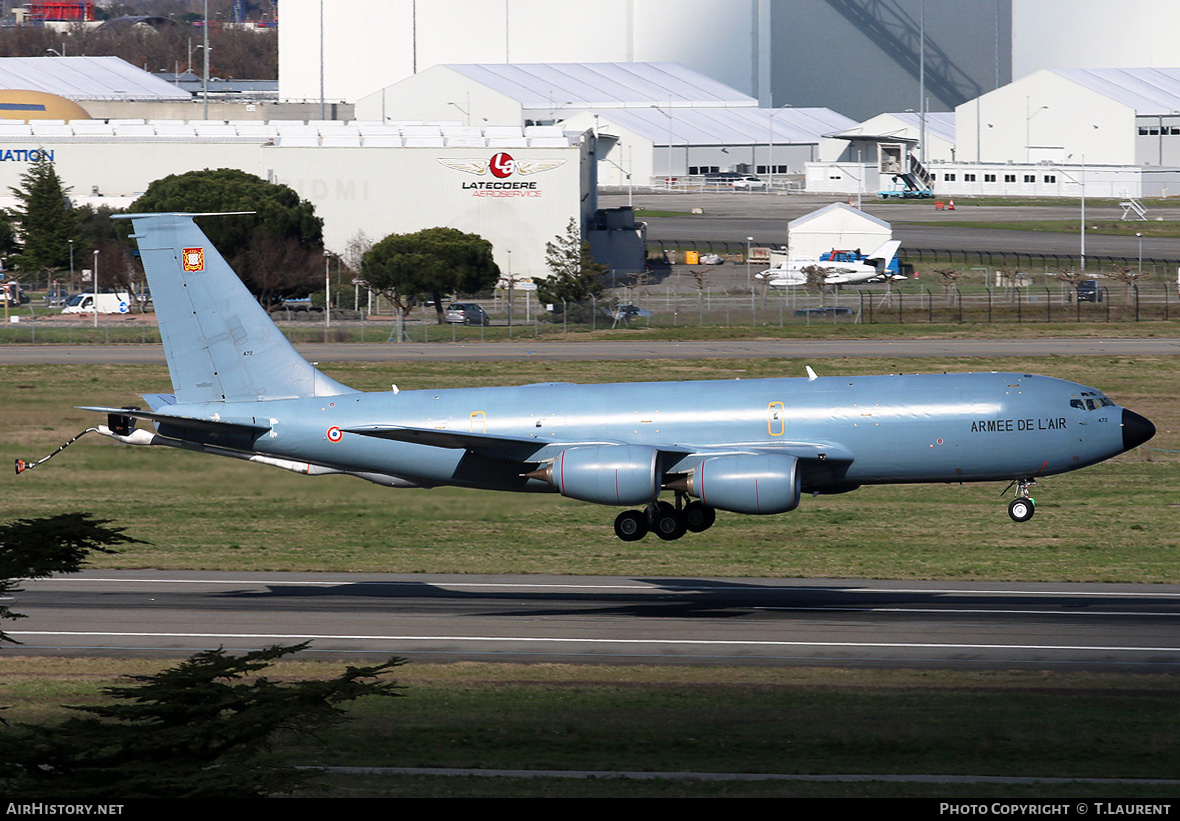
0, 117, 607, 281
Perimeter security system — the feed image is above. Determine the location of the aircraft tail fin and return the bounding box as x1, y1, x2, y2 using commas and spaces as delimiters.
116, 212, 356, 405
866, 239, 901, 267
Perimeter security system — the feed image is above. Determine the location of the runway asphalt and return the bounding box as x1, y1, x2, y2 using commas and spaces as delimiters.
8, 571, 1180, 670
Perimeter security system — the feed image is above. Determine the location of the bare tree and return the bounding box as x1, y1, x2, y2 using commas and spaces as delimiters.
1108, 264, 1150, 296
801, 264, 828, 296
1053, 266, 1085, 301
244, 233, 321, 308
933, 268, 962, 304
342, 230, 374, 279
689, 267, 711, 322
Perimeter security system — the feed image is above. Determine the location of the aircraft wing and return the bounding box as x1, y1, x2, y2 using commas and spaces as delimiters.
344, 424, 551, 453
345, 425, 700, 463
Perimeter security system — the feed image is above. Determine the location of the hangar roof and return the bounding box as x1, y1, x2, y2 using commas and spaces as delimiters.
1051, 67, 1180, 115
445, 62, 757, 110
829, 112, 955, 146
597, 106, 856, 147
789, 201, 891, 232
0, 56, 190, 102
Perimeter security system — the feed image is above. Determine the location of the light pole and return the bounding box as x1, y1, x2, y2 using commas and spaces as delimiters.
1137, 232, 1143, 276
446, 92, 471, 125
1026, 98, 1049, 163
767, 110, 774, 191
1062, 155, 1087, 270
202, 0, 210, 119
1080, 155, 1086, 270
324, 250, 331, 330
92, 249, 99, 329
650, 103, 674, 189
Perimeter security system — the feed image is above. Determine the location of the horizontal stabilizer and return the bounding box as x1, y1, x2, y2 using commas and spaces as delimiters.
78, 406, 269, 437
141, 393, 177, 410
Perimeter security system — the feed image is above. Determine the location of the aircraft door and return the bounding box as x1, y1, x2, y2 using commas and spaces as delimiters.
470, 411, 486, 434
768, 401, 785, 437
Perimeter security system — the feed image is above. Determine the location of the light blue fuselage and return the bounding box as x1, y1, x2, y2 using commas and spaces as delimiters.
172, 370, 1124, 494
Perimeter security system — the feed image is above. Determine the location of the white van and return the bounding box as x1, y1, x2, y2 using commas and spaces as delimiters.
61, 292, 132, 314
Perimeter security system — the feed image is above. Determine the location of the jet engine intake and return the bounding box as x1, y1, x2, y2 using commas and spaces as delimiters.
688, 454, 801, 514
535, 444, 661, 506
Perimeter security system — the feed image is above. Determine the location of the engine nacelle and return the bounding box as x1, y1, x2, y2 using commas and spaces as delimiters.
687, 454, 801, 515
541, 445, 661, 506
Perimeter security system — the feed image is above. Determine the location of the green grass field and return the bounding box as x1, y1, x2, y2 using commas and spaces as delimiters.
4, 355, 1175, 580
2, 354, 1178, 797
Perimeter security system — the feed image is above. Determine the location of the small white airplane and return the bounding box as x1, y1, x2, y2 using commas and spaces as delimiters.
757, 240, 902, 288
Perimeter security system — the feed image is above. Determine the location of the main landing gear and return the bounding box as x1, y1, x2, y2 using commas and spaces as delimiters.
613, 495, 716, 542
1005, 478, 1036, 522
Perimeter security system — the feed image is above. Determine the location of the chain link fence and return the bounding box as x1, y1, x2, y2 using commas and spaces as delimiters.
2, 245, 1178, 342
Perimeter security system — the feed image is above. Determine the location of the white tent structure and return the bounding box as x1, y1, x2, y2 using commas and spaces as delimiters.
0, 56, 190, 102
956, 67, 1180, 167
358, 61, 756, 125
787, 203, 891, 263
360, 62, 854, 185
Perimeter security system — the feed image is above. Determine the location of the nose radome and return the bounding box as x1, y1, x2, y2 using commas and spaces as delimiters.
1121, 409, 1156, 452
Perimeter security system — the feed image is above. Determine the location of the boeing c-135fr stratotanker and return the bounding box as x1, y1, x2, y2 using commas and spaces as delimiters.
17, 213, 1156, 541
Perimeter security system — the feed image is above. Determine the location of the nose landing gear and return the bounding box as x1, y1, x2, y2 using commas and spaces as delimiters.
1004, 479, 1037, 522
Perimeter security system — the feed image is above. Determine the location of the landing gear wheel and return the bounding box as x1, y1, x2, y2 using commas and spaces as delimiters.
683, 501, 716, 533
614, 510, 648, 541
652, 508, 687, 541
1008, 497, 1035, 522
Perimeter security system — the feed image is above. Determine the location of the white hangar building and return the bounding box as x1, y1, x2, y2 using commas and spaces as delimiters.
359, 61, 854, 186
955, 67, 1180, 168
0, 119, 598, 280
933, 67, 1180, 199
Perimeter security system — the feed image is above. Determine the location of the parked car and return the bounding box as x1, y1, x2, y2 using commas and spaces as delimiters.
1075, 280, 1104, 302
703, 172, 766, 190
606, 304, 653, 321
794, 306, 854, 317
703, 171, 745, 186
730, 175, 767, 190
0, 282, 29, 304
445, 302, 490, 325
45, 288, 71, 307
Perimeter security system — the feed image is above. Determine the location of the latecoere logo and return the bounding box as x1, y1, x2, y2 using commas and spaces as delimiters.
438, 154, 566, 178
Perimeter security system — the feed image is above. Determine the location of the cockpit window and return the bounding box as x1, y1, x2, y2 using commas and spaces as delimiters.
1072, 395, 1116, 411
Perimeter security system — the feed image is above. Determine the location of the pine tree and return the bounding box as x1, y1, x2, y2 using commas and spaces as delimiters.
0, 643, 405, 798
538, 218, 606, 313
9, 153, 76, 275
362, 226, 500, 323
